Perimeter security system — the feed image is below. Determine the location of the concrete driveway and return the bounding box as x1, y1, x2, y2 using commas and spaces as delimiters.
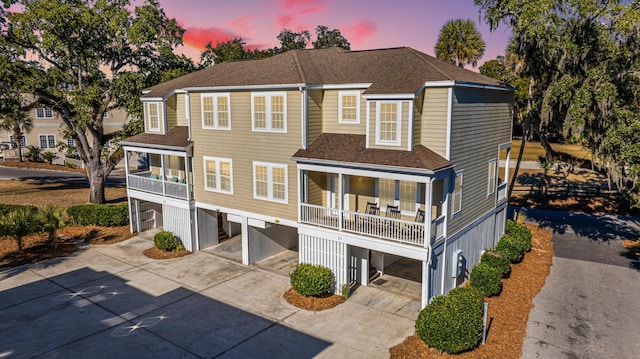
0, 231, 417, 358
520, 208, 640, 359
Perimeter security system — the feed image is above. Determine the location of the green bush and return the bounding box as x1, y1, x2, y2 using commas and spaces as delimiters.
0, 204, 38, 217
415, 286, 484, 354
66, 204, 128, 227
154, 231, 180, 251
480, 250, 511, 278
506, 220, 532, 253
496, 234, 524, 263
470, 263, 502, 297
0, 208, 39, 253
289, 263, 335, 297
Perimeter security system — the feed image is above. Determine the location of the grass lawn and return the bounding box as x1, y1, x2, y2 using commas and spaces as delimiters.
0, 180, 127, 208
511, 140, 591, 162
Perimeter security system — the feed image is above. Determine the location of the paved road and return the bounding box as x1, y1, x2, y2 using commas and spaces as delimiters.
519, 208, 640, 359
0, 165, 125, 185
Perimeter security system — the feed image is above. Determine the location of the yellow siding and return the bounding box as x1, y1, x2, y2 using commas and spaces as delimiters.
176, 94, 187, 126
307, 90, 323, 144
322, 90, 366, 135
191, 90, 303, 222
165, 95, 178, 129
413, 92, 424, 146
447, 88, 513, 236
420, 88, 449, 158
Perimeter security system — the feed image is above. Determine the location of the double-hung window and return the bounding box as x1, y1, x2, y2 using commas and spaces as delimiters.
251, 92, 286, 132
67, 138, 76, 147
375, 101, 402, 146
36, 108, 54, 119
9, 135, 26, 148
378, 179, 418, 213
203, 157, 233, 194
39, 135, 56, 149
487, 159, 497, 196
201, 93, 231, 130
144, 102, 162, 132
452, 171, 464, 215
338, 91, 360, 124
253, 162, 287, 203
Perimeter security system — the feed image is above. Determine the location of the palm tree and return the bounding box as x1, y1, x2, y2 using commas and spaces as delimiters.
435, 19, 486, 68
0, 111, 33, 162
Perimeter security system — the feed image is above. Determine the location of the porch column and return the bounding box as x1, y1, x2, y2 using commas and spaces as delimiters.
338, 173, 343, 231
184, 153, 191, 201
241, 216, 249, 265
124, 149, 130, 185
421, 259, 430, 308
425, 179, 432, 247
160, 154, 166, 196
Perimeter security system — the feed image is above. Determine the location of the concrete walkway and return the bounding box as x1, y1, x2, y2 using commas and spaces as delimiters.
520, 208, 640, 359
0, 232, 418, 358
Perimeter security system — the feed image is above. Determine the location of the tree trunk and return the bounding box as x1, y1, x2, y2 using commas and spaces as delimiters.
534, 127, 556, 160
508, 77, 534, 200
87, 167, 106, 204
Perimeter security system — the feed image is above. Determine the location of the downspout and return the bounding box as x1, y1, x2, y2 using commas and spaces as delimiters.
426, 177, 435, 267
300, 86, 308, 149
185, 90, 192, 140
445, 87, 453, 160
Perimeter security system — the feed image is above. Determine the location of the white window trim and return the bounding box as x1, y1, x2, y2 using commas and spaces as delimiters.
102, 111, 109, 119
201, 93, 231, 130
252, 161, 288, 204
145, 102, 162, 132
203, 156, 233, 194
338, 91, 361, 124
39, 134, 56, 149
374, 101, 402, 146
376, 179, 420, 215
251, 92, 287, 133
487, 159, 497, 197
35, 108, 54, 119
452, 170, 464, 216
9, 135, 26, 148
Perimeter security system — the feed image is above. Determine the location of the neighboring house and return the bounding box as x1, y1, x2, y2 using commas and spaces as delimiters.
0, 103, 131, 167
121, 47, 514, 307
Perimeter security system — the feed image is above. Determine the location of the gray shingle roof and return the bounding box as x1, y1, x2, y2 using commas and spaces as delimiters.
120, 126, 191, 150
292, 133, 452, 172
143, 47, 506, 98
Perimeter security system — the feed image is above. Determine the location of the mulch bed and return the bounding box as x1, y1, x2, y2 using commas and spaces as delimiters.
389, 224, 553, 358
623, 239, 640, 259
0, 225, 134, 267
0, 159, 86, 173
143, 246, 191, 259
283, 287, 345, 311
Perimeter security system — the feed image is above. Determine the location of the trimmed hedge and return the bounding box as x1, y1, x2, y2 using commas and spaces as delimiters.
66, 204, 128, 227
496, 234, 524, 263
154, 231, 180, 251
480, 250, 511, 278
506, 220, 532, 253
470, 263, 502, 297
0, 204, 38, 217
289, 263, 334, 297
415, 286, 484, 354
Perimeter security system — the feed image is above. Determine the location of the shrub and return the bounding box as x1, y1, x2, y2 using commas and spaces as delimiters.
469, 263, 502, 297
42, 151, 58, 165
66, 204, 128, 227
289, 263, 334, 297
154, 231, 180, 251
415, 286, 484, 354
38, 206, 66, 244
496, 234, 524, 263
480, 250, 511, 278
0, 204, 38, 217
0, 209, 39, 253
24, 145, 43, 162
506, 220, 532, 253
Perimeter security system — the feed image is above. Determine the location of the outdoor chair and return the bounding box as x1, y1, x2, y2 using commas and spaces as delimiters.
180, 178, 187, 184
365, 201, 379, 215
415, 208, 425, 223
170, 177, 179, 182
386, 205, 401, 219
149, 173, 158, 180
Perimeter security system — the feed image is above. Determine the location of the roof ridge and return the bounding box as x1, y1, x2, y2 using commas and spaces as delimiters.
406, 48, 451, 80
290, 50, 307, 83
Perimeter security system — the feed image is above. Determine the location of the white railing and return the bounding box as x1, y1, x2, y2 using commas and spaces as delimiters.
300, 203, 425, 246
127, 172, 190, 200
497, 182, 508, 202
431, 215, 446, 242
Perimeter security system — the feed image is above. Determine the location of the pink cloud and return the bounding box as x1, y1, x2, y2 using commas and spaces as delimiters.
227, 13, 265, 34
276, 0, 327, 11
344, 20, 377, 47
182, 26, 238, 50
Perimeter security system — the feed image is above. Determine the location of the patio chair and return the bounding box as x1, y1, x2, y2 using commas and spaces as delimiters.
149, 173, 158, 180
415, 208, 425, 223
180, 178, 186, 184
386, 205, 401, 219
170, 177, 179, 182
366, 203, 380, 216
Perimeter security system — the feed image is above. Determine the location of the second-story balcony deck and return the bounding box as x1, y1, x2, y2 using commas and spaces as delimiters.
127, 170, 193, 200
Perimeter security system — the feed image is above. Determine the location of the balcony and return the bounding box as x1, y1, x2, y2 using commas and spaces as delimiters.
127, 171, 192, 200
300, 204, 445, 247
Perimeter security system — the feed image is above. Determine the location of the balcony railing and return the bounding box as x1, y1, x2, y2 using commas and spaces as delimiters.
431, 215, 445, 242
300, 203, 430, 246
127, 172, 191, 200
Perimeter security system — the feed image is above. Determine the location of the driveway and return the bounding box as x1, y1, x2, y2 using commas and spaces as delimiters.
0, 231, 418, 358
519, 208, 640, 358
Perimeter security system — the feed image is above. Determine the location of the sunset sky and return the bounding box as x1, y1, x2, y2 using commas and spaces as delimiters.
156, 0, 512, 69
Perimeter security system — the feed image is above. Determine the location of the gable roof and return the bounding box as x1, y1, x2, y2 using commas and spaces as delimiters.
143, 47, 507, 99
291, 133, 452, 173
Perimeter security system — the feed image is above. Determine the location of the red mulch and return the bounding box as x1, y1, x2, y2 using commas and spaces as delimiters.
389, 224, 553, 358
143, 246, 191, 259
283, 287, 345, 311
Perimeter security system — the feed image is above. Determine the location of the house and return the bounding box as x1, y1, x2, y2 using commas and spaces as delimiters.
121, 47, 514, 307
0, 101, 132, 167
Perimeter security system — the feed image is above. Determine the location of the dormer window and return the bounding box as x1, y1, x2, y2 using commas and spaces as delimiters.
338, 91, 360, 124
375, 101, 402, 146
144, 102, 162, 132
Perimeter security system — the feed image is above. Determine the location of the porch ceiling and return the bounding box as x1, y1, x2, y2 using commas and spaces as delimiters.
292, 133, 452, 172
121, 126, 192, 153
